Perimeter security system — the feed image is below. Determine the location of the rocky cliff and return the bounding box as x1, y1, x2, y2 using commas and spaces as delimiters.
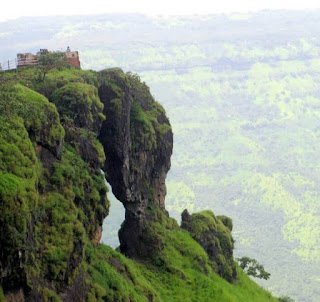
98, 69, 173, 258
0, 67, 279, 302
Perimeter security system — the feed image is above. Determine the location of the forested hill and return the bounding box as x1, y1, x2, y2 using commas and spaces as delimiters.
1, 10, 320, 301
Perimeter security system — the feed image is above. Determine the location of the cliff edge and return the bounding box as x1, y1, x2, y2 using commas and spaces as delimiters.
0, 67, 278, 302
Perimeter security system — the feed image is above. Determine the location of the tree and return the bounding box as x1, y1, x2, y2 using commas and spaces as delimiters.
278, 296, 295, 302
237, 256, 271, 280
35, 51, 67, 82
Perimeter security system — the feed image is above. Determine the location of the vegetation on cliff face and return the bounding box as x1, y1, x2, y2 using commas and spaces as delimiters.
51, 82, 105, 133
0, 66, 279, 302
0, 84, 64, 289
181, 210, 237, 282
128, 72, 171, 150
2, 12, 316, 300
97, 68, 173, 259
87, 209, 278, 302
0, 68, 109, 299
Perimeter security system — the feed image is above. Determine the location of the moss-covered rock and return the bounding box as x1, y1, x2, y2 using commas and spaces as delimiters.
52, 82, 105, 134
0, 84, 64, 158
98, 68, 173, 258
181, 209, 237, 282
0, 83, 64, 290
0, 72, 108, 300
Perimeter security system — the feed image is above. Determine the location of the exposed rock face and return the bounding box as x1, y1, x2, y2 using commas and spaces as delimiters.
92, 226, 103, 245
98, 69, 173, 258
181, 210, 237, 282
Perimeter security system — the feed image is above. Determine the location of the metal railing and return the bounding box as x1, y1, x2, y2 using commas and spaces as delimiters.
0, 58, 41, 72
17, 58, 38, 67
0, 59, 17, 71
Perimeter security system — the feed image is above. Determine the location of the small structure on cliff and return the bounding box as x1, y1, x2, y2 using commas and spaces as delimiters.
65, 47, 81, 68
17, 47, 81, 69
16, 52, 38, 68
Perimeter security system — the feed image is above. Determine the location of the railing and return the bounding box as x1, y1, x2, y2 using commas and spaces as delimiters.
17, 58, 38, 67
0, 58, 41, 72
1, 53, 80, 71
0, 59, 17, 71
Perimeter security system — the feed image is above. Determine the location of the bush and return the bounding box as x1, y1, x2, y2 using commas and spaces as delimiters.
278, 296, 295, 302
35, 52, 68, 82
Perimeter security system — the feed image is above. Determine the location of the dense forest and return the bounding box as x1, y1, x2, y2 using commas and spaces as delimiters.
1, 10, 320, 301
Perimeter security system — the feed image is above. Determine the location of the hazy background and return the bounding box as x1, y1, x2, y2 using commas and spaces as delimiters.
1, 0, 320, 21
1, 8, 320, 302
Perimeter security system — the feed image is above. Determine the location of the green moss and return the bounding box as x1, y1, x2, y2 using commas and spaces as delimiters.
185, 211, 218, 239
0, 101, 41, 282
37, 192, 77, 279
42, 288, 62, 302
86, 283, 106, 302
99, 68, 127, 84
85, 214, 278, 302
181, 210, 236, 282
49, 144, 109, 236
0, 287, 4, 302
217, 215, 233, 231
110, 98, 122, 116
130, 99, 157, 150
27, 143, 108, 285
77, 128, 106, 165
51, 82, 105, 132
128, 74, 171, 151
86, 244, 160, 302
33, 68, 98, 98
0, 84, 65, 149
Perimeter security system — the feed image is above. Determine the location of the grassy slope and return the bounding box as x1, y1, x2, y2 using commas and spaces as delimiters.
90, 223, 278, 302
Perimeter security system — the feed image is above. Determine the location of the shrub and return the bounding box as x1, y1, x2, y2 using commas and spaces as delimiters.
35, 52, 68, 82
278, 296, 295, 302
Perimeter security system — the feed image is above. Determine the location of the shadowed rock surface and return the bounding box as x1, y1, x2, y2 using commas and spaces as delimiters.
98, 68, 173, 258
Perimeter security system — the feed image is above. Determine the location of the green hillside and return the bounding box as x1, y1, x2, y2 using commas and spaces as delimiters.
0, 66, 281, 301
139, 48, 320, 302
1, 10, 320, 301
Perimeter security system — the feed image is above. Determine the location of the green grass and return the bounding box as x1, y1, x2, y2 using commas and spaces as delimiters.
87, 214, 278, 302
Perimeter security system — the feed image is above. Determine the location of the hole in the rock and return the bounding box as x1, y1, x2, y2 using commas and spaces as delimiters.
101, 178, 125, 249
